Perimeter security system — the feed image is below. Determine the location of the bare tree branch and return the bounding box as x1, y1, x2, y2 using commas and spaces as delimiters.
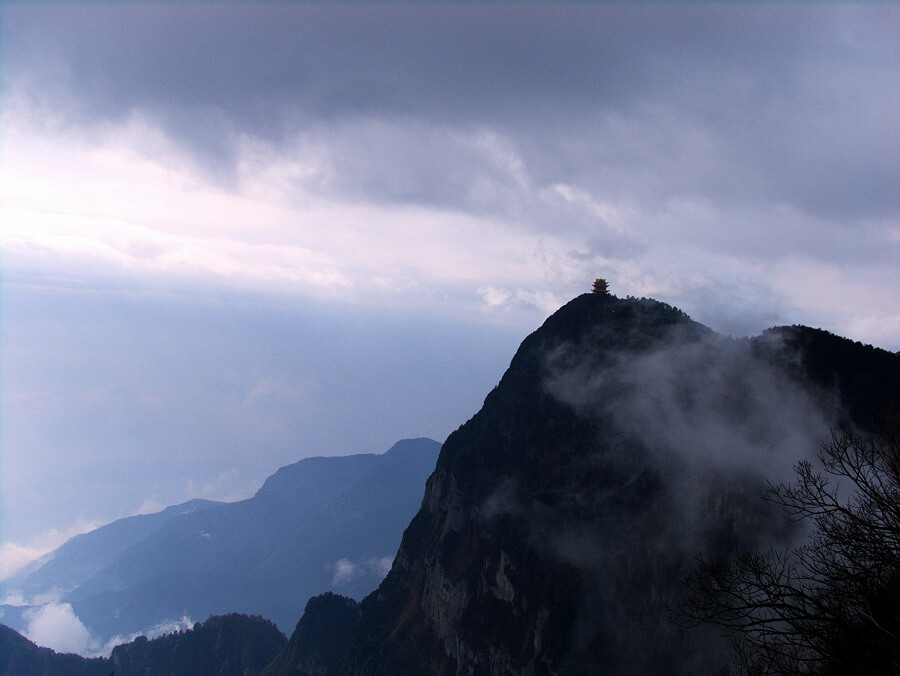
679, 423, 900, 675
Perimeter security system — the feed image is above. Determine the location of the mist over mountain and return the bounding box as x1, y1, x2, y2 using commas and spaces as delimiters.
1, 438, 440, 650
329, 293, 898, 675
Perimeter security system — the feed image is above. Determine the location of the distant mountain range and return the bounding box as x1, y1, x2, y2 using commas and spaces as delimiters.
3, 292, 898, 675
1, 438, 440, 646
5, 498, 223, 601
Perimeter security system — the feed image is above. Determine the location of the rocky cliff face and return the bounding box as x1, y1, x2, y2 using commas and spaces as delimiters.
340, 293, 900, 675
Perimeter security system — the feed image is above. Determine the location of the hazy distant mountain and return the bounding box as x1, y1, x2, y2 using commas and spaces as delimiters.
0, 614, 286, 676
5, 499, 222, 598
3, 438, 440, 647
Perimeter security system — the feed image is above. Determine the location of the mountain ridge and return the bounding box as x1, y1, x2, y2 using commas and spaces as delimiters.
4, 498, 223, 597
2, 438, 441, 648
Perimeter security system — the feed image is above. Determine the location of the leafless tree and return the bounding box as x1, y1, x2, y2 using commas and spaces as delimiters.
681, 422, 900, 675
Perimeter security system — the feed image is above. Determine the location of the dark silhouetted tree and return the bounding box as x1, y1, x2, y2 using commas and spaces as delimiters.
682, 422, 900, 675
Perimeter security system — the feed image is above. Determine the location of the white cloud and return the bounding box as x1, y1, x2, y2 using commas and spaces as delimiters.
1, 590, 28, 606
0, 542, 52, 582
19, 599, 194, 658
478, 286, 566, 317
479, 286, 513, 308
0, 519, 101, 582
22, 602, 96, 655
182, 469, 260, 504
134, 497, 166, 517
0, 108, 601, 319
768, 257, 900, 347
101, 615, 194, 657
331, 558, 357, 585
242, 375, 314, 409
133, 470, 260, 521
331, 556, 394, 586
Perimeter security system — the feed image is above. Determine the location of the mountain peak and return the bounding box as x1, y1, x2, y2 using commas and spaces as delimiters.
338, 293, 900, 675
502, 293, 703, 383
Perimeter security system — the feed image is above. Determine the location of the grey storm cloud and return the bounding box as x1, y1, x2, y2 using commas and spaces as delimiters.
4, 3, 897, 229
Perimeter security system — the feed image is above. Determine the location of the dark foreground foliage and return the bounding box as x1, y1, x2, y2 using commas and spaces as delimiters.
110, 613, 286, 676
0, 624, 110, 676
1, 614, 286, 676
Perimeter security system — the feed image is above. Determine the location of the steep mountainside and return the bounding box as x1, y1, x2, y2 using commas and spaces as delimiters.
3, 438, 440, 645
0, 614, 285, 676
336, 294, 899, 675
264, 593, 360, 676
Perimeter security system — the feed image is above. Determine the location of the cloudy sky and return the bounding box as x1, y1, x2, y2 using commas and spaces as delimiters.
1, 3, 898, 579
